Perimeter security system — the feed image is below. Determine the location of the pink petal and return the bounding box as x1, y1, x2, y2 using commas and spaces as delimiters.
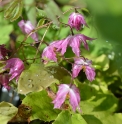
72, 64, 82, 78
56, 36, 72, 55
52, 84, 69, 109
18, 20, 38, 41
0, 74, 10, 90
85, 66, 96, 82
69, 36, 81, 56
69, 84, 81, 112
42, 46, 57, 62
4, 58, 24, 81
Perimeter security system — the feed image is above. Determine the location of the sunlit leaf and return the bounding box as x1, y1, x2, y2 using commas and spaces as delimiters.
18, 63, 59, 95
94, 54, 109, 71
53, 111, 87, 124
0, 102, 17, 124
37, 19, 46, 27
22, 90, 60, 121
53, 111, 71, 124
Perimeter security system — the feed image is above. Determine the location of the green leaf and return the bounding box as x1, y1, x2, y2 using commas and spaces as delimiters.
76, 81, 121, 124
22, 90, 60, 121
94, 54, 109, 71
10, 1, 23, 22
44, 0, 62, 25
101, 113, 122, 124
53, 111, 72, 124
0, 25, 13, 45
18, 63, 59, 95
4, 0, 23, 21
0, 102, 17, 124
24, 0, 36, 25
0, 13, 13, 45
78, 82, 118, 113
36, 8, 47, 18
37, 19, 46, 27
71, 113, 87, 124
53, 111, 87, 124
46, 64, 71, 83
82, 114, 102, 124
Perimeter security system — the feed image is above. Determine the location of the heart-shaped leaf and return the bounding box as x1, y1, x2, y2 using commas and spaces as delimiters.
18, 63, 59, 95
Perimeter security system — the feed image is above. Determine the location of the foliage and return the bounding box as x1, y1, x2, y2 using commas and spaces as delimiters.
0, 0, 122, 124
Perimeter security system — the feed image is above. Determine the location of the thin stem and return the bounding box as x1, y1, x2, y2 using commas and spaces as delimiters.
33, 24, 50, 63
10, 6, 80, 58
58, 20, 74, 35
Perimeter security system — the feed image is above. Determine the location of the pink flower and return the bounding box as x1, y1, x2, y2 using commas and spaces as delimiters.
0, 74, 10, 90
72, 58, 95, 82
0, 45, 8, 60
52, 84, 81, 112
42, 41, 61, 63
18, 20, 38, 41
42, 46, 57, 63
42, 34, 95, 62
4, 58, 24, 82
68, 12, 88, 30
56, 34, 95, 57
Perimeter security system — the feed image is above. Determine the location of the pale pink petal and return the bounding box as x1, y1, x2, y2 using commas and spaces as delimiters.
56, 36, 72, 55
69, 84, 81, 112
42, 46, 57, 62
52, 84, 69, 109
78, 34, 95, 50
85, 66, 96, 82
69, 36, 81, 56
72, 64, 82, 78
4, 58, 24, 82
72, 57, 96, 81
18, 20, 38, 41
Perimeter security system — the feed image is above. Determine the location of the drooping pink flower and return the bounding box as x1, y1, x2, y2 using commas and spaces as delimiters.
42, 34, 95, 62
42, 41, 62, 63
68, 12, 88, 30
52, 84, 81, 112
72, 57, 95, 82
56, 34, 95, 57
0, 74, 10, 90
0, 45, 8, 60
42, 45, 57, 63
18, 20, 38, 41
4, 58, 24, 82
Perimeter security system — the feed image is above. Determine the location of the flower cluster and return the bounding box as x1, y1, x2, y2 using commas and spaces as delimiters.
0, 45, 24, 90
42, 34, 95, 63
41, 12, 96, 112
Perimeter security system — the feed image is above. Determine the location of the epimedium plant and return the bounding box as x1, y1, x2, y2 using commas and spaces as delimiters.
0, 0, 122, 124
